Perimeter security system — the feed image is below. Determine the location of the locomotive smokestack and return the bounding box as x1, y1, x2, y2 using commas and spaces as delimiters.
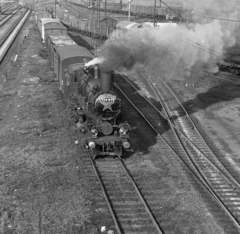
100, 69, 113, 92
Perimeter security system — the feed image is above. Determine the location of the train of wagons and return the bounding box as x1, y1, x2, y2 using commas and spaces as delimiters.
33, 10, 131, 158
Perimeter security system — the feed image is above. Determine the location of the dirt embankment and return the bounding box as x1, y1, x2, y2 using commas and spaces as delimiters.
0, 18, 104, 234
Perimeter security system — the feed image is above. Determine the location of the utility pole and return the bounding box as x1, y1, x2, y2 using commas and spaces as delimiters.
55, 0, 57, 18
105, 0, 106, 19
91, 0, 94, 48
153, 0, 156, 26
128, 0, 131, 21
97, 0, 100, 56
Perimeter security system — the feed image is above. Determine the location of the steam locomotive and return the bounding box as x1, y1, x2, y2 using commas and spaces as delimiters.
65, 64, 131, 158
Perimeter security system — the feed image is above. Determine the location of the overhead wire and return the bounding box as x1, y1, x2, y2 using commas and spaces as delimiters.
191, 13, 240, 23
101, 0, 134, 21
179, 39, 222, 58
184, 38, 222, 56
77, 0, 235, 61
159, 0, 182, 20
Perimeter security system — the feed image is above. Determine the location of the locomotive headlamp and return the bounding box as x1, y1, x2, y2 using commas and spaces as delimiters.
119, 126, 128, 136
88, 141, 96, 149
80, 127, 86, 133
123, 141, 130, 149
91, 129, 98, 137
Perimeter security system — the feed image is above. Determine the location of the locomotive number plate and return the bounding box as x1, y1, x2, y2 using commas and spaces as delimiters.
96, 94, 117, 111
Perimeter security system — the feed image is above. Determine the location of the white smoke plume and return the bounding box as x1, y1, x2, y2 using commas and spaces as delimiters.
85, 57, 105, 67
183, 0, 240, 56
99, 22, 222, 78
97, 0, 240, 80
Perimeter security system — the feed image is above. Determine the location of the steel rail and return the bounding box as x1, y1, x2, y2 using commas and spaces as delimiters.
0, 10, 30, 63
148, 69, 240, 189
114, 80, 214, 187
0, 9, 26, 46
118, 158, 164, 234
114, 75, 240, 230
131, 69, 240, 229
135, 68, 240, 193
0, 7, 21, 27
88, 152, 122, 234
135, 68, 240, 190
1, 3, 16, 13
87, 150, 164, 234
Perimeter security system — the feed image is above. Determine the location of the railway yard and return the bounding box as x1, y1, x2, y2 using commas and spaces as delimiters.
1, 0, 240, 234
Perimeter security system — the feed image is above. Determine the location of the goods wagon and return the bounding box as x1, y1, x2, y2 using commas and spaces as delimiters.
47, 35, 76, 67
35, 11, 52, 27
40, 18, 62, 40
44, 24, 67, 43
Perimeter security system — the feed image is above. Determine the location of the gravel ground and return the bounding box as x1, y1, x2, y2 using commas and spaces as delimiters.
0, 17, 103, 234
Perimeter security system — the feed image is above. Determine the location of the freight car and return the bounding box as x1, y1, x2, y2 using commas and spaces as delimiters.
32, 9, 131, 158
67, 0, 180, 21
40, 18, 67, 42
61, 16, 116, 40
116, 21, 142, 30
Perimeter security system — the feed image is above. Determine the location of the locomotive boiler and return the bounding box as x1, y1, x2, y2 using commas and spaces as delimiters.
65, 63, 131, 158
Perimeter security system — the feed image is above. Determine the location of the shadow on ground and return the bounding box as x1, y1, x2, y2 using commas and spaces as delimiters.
176, 80, 240, 116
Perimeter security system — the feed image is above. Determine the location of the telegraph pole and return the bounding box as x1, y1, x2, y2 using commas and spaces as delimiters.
55, 0, 57, 18
105, 0, 106, 19
91, 0, 94, 48
153, 0, 156, 26
128, 0, 130, 21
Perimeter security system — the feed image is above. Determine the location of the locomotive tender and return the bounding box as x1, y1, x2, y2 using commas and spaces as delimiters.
33, 10, 131, 158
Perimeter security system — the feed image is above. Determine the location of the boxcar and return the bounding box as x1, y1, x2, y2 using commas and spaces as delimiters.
55, 45, 93, 93
116, 21, 142, 30
46, 34, 75, 58
44, 24, 67, 43
40, 18, 63, 42
48, 36, 76, 67
35, 11, 52, 29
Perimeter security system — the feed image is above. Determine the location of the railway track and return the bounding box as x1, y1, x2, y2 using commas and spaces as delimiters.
62, 16, 240, 230
1, 3, 17, 14
66, 29, 240, 232
90, 155, 164, 234
0, 9, 30, 63
213, 71, 240, 83
0, 7, 21, 27
113, 68, 240, 231
72, 68, 240, 233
